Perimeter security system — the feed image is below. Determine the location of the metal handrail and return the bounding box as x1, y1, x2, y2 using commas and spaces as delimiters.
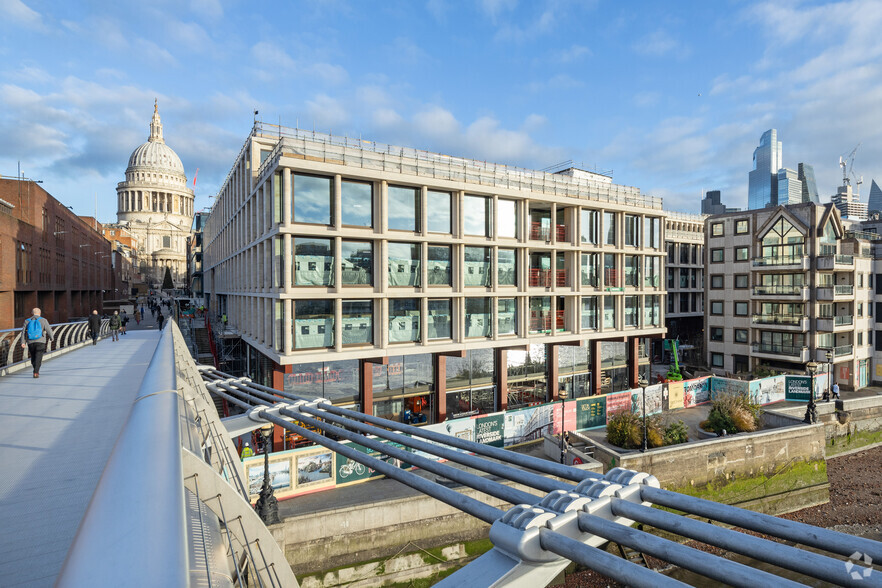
834, 285, 854, 295
57, 325, 188, 586
834, 315, 854, 326
751, 255, 805, 267
834, 344, 853, 357
752, 285, 805, 296
751, 315, 803, 325
0, 319, 109, 369
751, 343, 805, 357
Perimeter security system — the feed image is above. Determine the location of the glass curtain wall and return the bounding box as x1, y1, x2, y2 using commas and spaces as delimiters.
498, 297, 517, 334
427, 191, 452, 233
507, 344, 547, 408
465, 297, 491, 338
558, 345, 591, 399
341, 180, 372, 226
373, 355, 434, 424
341, 241, 372, 285
293, 174, 332, 225
341, 300, 372, 344
427, 299, 452, 339
389, 299, 420, 342
446, 348, 496, 418
294, 299, 334, 348
388, 186, 420, 231
427, 245, 452, 285
294, 238, 334, 286
284, 360, 360, 406
464, 247, 492, 287
388, 242, 420, 286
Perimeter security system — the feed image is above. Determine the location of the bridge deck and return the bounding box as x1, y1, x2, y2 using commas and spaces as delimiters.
0, 327, 160, 587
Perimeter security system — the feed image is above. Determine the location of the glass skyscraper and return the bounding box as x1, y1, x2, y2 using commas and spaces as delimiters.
777, 168, 802, 206
798, 163, 820, 204
868, 179, 882, 214
748, 129, 782, 209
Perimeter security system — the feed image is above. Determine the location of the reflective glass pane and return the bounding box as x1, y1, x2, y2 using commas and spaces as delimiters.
463, 195, 491, 236
604, 297, 616, 329
388, 186, 419, 231
427, 190, 451, 233
465, 297, 491, 338
497, 199, 517, 238
342, 300, 372, 344
341, 181, 372, 227
498, 249, 516, 286
581, 209, 598, 244
529, 296, 551, 333
581, 296, 597, 330
464, 247, 491, 287
389, 299, 420, 342
427, 299, 452, 339
427, 245, 451, 285
293, 174, 332, 225
388, 242, 420, 286
498, 297, 517, 334
294, 238, 334, 286
341, 241, 372, 285
294, 299, 334, 348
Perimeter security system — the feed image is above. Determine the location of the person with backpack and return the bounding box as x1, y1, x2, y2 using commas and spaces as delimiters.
109, 311, 122, 341
87, 310, 101, 345
20, 308, 54, 378
120, 310, 129, 335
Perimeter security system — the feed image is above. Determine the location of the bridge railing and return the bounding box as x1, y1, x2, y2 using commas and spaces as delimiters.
0, 319, 109, 370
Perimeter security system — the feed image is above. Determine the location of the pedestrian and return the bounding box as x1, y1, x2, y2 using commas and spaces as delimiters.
109, 310, 121, 341
87, 310, 101, 345
157, 312, 165, 330
20, 308, 54, 378
134, 309, 141, 325
832, 382, 840, 400
120, 310, 129, 335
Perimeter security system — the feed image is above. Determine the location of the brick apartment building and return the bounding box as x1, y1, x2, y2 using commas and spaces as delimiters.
0, 178, 114, 330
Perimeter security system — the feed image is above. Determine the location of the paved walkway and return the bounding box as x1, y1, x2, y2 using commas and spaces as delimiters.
0, 329, 160, 586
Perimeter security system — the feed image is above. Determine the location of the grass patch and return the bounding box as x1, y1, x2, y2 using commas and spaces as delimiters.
665, 459, 827, 507
827, 429, 882, 457
381, 566, 458, 587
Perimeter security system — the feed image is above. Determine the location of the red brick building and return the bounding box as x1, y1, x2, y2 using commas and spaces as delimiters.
0, 178, 113, 330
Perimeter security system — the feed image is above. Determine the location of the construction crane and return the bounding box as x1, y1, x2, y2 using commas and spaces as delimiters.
839, 142, 863, 189
663, 339, 683, 382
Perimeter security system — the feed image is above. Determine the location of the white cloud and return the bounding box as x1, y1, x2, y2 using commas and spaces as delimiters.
527, 74, 584, 93
426, 0, 447, 22
166, 20, 213, 53
479, 0, 517, 24
306, 94, 349, 129
250, 41, 296, 70
0, 0, 45, 30
558, 44, 591, 63
190, 0, 224, 20
307, 62, 349, 85
632, 91, 659, 108
631, 30, 690, 58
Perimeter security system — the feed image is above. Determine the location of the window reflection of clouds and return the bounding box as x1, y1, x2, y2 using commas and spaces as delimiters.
388, 186, 419, 231
497, 199, 517, 238
294, 174, 332, 225
427, 191, 451, 233
342, 181, 372, 226
463, 195, 489, 236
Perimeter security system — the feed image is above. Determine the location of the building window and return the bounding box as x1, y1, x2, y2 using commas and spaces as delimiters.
427, 298, 452, 339
734, 274, 749, 289
529, 296, 552, 334
341, 300, 372, 344
273, 171, 282, 224
624, 214, 640, 247
734, 301, 749, 316
604, 211, 616, 246
644, 295, 660, 327
711, 222, 724, 237
581, 209, 599, 244
341, 180, 373, 227
507, 344, 548, 409
293, 173, 333, 225
341, 240, 372, 285
388, 185, 420, 231
497, 199, 517, 239
530, 251, 552, 287
389, 299, 420, 342
735, 219, 749, 235
735, 246, 749, 261
427, 245, 452, 286
603, 296, 616, 329
273, 236, 285, 288
446, 349, 496, 418
427, 190, 451, 233
498, 249, 517, 286
644, 217, 661, 249
710, 275, 724, 289
735, 328, 748, 343
163, 235, 171, 248
464, 246, 492, 287
624, 296, 639, 327
858, 303, 863, 317
465, 297, 492, 338
858, 332, 863, 346
711, 353, 724, 368
294, 237, 334, 286
581, 253, 599, 287
294, 299, 334, 349
558, 345, 592, 400
285, 360, 360, 405
710, 327, 724, 341
604, 253, 619, 288
372, 354, 434, 424
581, 296, 598, 330
498, 297, 517, 334
711, 301, 723, 315
644, 256, 659, 288
711, 248, 724, 263
388, 242, 420, 286
761, 217, 804, 260
463, 194, 492, 237
624, 255, 640, 287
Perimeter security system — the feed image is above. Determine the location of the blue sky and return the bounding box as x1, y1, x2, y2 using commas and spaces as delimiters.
1, 0, 881, 220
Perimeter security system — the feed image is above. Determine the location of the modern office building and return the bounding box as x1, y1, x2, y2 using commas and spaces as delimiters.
798, 163, 820, 204
188, 212, 206, 297
748, 129, 783, 210
704, 202, 874, 388
867, 180, 882, 215
0, 177, 113, 329
111, 101, 195, 288
664, 212, 706, 365
701, 190, 739, 215
201, 123, 667, 423
832, 182, 868, 220
777, 168, 803, 206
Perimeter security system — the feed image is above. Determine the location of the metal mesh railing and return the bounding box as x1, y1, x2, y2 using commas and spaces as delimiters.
0, 319, 108, 369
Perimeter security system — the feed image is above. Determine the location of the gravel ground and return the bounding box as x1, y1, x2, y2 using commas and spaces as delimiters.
562, 444, 882, 587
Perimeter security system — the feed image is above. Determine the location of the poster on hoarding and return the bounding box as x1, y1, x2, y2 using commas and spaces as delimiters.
814, 372, 829, 400
474, 413, 504, 447
747, 376, 784, 405
335, 439, 409, 485
576, 396, 606, 430
683, 377, 710, 407
563, 400, 577, 432
785, 376, 813, 402
635, 384, 664, 416
606, 391, 631, 419
667, 380, 684, 410
709, 377, 749, 401
504, 403, 555, 445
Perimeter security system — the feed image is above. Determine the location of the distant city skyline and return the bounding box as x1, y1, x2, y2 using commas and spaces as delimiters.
0, 0, 881, 217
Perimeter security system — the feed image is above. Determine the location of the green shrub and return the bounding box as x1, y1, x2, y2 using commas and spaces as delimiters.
705, 392, 762, 435
663, 420, 689, 445
607, 411, 641, 449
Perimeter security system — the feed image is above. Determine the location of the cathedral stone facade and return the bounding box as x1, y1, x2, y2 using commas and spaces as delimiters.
115, 101, 194, 287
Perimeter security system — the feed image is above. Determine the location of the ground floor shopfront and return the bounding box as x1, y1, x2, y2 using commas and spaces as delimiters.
237, 336, 653, 434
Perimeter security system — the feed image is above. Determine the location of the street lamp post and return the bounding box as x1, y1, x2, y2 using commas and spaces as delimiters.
254, 423, 281, 525
804, 361, 818, 424
824, 350, 833, 402
641, 387, 648, 452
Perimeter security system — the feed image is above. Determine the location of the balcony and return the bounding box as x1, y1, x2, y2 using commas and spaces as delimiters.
752, 255, 809, 270
817, 255, 854, 270
817, 285, 855, 300
529, 268, 552, 287
751, 315, 809, 331
835, 344, 853, 357
752, 285, 808, 299
835, 285, 854, 296
751, 343, 810, 362
529, 222, 551, 241
835, 315, 854, 327
816, 315, 854, 332
556, 269, 568, 287
556, 225, 568, 242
